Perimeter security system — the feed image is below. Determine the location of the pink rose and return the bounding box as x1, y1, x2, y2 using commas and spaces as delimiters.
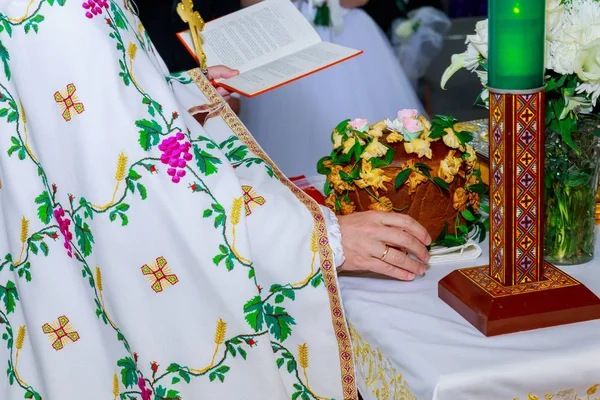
397, 109, 418, 119
402, 116, 422, 133
349, 118, 369, 131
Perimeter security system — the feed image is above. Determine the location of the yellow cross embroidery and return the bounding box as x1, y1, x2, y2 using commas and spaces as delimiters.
177, 0, 208, 73
141, 256, 179, 293
42, 316, 80, 351
54, 83, 85, 122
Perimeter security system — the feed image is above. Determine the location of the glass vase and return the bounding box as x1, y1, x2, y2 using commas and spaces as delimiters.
544, 119, 600, 265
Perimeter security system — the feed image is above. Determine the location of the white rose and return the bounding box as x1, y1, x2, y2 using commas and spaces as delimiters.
574, 39, 600, 83
546, 0, 565, 34
547, 41, 578, 74
466, 19, 488, 59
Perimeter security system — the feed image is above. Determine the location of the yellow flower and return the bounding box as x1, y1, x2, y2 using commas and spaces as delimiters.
360, 138, 388, 160
442, 128, 463, 150
325, 193, 337, 211
467, 174, 480, 187
355, 160, 391, 192
464, 144, 478, 172
402, 160, 428, 195
439, 150, 463, 184
419, 116, 432, 132
333, 130, 344, 149
343, 136, 364, 154
386, 131, 404, 143
453, 188, 468, 212
469, 191, 481, 213
340, 198, 356, 215
368, 196, 393, 212
403, 138, 432, 159
329, 165, 354, 193
368, 121, 387, 138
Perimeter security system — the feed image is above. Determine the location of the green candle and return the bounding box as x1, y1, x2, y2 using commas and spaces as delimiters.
488, 0, 546, 90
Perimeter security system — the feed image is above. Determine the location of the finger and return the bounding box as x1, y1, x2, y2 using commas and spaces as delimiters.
376, 212, 432, 245
216, 87, 232, 100
365, 258, 416, 281
208, 65, 240, 80
377, 227, 430, 263
383, 246, 425, 275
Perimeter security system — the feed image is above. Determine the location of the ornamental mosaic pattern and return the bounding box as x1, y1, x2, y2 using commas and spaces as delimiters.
460, 264, 580, 298
54, 83, 85, 122
41, 316, 80, 351
490, 93, 506, 284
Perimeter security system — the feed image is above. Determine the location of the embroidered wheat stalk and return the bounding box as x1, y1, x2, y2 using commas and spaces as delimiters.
20, 217, 29, 244
191, 318, 228, 374
16, 216, 30, 264
16, 326, 26, 351
298, 343, 311, 391
127, 42, 142, 90
214, 318, 227, 345
13, 325, 29, 387
95, 266, 103, 292
293, 228, 319, 287
113, 373, 119, 399
230, 197, 251, 264
93, 153, 128, 210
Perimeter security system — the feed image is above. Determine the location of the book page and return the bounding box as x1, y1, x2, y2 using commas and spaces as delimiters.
218, 41, 362, 96
178, 0, 321, 74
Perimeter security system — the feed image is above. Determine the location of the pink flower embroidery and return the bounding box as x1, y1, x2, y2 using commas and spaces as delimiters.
158, 133, 192, 184
82, 0, 109, 19
53, 208, 73, 258
349, 118, 369, 132
138, 377, 152, 400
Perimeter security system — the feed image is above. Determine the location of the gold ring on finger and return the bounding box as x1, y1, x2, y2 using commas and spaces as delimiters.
380, 245, 390, 261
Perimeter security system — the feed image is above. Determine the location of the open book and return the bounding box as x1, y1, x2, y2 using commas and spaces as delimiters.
177, 0, 363, 97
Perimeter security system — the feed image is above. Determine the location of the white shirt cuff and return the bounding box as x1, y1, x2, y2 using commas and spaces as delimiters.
319, 205, 345, 269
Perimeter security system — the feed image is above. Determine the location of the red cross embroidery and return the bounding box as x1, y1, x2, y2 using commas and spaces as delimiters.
54, 83, 85, 122
242, 185, 266, 216
141, 256, 179, 293
42, 316, 80, 351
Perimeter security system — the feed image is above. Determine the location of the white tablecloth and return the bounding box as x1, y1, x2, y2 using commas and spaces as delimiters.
340, 236, 600, 400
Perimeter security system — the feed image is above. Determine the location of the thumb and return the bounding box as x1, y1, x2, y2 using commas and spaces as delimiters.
208, 65, 240, 80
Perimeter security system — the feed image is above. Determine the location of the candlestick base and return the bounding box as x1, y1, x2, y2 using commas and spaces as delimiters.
439, 264, 600, 336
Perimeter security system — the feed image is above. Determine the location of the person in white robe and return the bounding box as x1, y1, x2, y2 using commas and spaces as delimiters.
0, 0, 431, 398
238, 0, 426, 178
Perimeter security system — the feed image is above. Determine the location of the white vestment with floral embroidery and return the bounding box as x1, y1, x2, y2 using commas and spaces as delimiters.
0, 1, 356, 399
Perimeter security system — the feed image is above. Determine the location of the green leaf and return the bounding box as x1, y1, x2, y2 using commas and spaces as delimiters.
34, 192, 52, 224
334, 119, 350, 135
32, 15, 44, 23
467, 182, 486, 194
462, 209, 476, 222
275, 294, 285, 304
432, 177, 450, 191
243, 296, 264, 331
166, 363, 180, 373
74, 215, 94, 257
394, 168, 412, 189
276, 358, 285, 369
264, 303, 296, 342
414, 162, 432, 178
311, 275, 322, 288
136, 183, 147, 200
29, 242, 38, 255
0, 40, 10, 80
385, 146, 395, 165
116, 357, 137, 388
238, 347, 247, 360
2, 19, 12, 37
0, 281, 19, 314
287, 359, 297, 374
166, 389, 180, 398
111, 2, 128, 30
194, 145, 222, 176
317, 156, 332, 175
212, 254, 226, 266
135, 119, 162, 151
227, 146, 248, 162
179, 370, 191, 384
40, 242, 49, 257
282, 289, 295, 300
203, 209, 213, 218
171, 377, 180, 385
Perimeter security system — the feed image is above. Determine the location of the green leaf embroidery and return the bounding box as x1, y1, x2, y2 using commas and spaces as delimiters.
243, 296, 264, 332
0, 40, 10, 80
264, 303, 296, 342
117, 357, 137, 388
136, 183, 147, 200
74, 215, 94, 257
194, 145, 222, 176
135, 119, 163, 151
34, 191, 52, 224
0, 281, 19, 314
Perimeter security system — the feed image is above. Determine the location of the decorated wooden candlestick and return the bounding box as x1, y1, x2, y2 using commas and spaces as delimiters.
438, 0, 600, 336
